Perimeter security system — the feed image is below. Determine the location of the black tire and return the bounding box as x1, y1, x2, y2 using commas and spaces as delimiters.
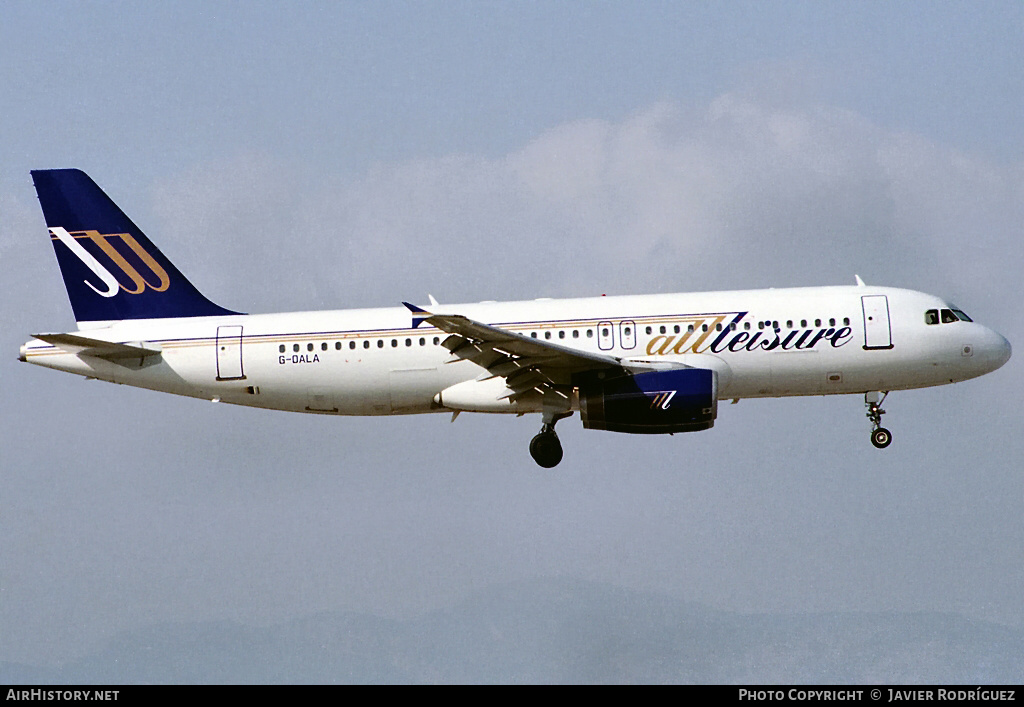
529, 432, 563, 468
871, 427, 892, 449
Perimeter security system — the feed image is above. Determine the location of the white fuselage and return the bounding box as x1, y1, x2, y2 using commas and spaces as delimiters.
21, 285, 1011, 418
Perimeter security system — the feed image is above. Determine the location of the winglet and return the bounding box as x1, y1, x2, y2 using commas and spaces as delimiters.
402, 301, 432, 329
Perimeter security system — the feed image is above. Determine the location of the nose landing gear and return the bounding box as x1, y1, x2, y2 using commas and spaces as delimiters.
530, 410, 572, 468
865, 391, 892, 449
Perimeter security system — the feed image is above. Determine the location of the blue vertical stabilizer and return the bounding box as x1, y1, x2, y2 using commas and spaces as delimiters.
31, 168, 241, 323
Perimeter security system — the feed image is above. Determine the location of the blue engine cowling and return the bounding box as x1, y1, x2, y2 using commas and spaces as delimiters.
577, 368, 718, 434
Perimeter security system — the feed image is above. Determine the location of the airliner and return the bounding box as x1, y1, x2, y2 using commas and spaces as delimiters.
20, 169, 1012, 467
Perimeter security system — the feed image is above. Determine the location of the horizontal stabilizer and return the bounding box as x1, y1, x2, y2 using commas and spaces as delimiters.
33, 333, 162, 367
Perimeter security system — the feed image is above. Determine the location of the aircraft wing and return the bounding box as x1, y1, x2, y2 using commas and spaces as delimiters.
32, 333, 162, 368
403, 302, 675, 403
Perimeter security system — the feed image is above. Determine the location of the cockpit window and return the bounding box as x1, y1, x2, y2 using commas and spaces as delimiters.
928, 307, 972, 325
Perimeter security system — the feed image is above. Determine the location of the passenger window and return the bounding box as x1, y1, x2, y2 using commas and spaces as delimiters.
544, 331, 551, 340
843, 317, 850, 326
702, 324, 708, 332
941, 309, 958, 324
377, 340, 384, 348
673, 325, 680, 334
531, 332, 537, 338
687, 325, 694, 333
350, 341, 356, 349
800, 320, 807, 328
829, 318, 836, 327
321, 342, 328, 351
815, 319, 821, 327
758, 322, 764, 330
572, 330, 579, 338
335, 342, 341, 350
587, 329, 593, 338
293, 344, 300, 352
716, 323, 722, 332
419, 338, 425, 346
744, 322, 750, 330
279, 344, 285, 353
433, 337, 440, 345
307, 343, 314, 352
363, 341, 370, 349
405, 338, 412, 346
558, 331, 565, 339
786, 320, 793, 329
660, 325, 666, 334
645, 326, 652, 335
391, 339, 398, 347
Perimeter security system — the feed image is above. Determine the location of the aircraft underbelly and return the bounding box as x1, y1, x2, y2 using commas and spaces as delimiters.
389, 367, 441, 413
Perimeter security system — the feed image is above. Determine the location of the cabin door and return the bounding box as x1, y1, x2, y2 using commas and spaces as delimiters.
216, 325, 246, 380
861, 295, 893, 350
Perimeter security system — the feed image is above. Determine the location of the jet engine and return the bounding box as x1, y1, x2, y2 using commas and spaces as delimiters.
577, 368, 717, 434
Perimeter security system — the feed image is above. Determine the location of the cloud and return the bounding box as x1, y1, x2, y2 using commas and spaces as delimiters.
143, 95, 1022, 314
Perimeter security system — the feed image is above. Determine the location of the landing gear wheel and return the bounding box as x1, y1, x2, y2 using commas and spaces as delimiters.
529, 431, 563, 468
871, 427, 892, 449
865, 392, 892, 450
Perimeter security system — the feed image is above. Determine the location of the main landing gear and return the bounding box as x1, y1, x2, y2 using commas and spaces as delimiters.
530, 411, 572, 468
865, 391, 892, 449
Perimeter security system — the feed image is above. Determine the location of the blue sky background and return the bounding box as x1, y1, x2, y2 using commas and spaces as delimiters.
1, 1, 1022, 681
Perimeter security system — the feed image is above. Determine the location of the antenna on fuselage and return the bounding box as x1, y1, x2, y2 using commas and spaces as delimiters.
855, 274, 866, 287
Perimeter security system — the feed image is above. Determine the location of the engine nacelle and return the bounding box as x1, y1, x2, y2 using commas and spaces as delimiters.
578, 368, 717, 434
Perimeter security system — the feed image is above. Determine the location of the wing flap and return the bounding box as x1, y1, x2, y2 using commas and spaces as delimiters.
403, 302, 701, 411
404, 301, 625, 412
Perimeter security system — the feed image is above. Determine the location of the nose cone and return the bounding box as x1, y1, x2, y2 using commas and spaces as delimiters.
980, 328, 1011, 373
995, 333, 1011, 368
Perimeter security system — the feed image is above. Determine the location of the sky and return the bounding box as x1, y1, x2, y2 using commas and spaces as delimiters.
1, 1, 1022, 680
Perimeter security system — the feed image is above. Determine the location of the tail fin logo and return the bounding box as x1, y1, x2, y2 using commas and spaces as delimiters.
50, 227, 171, 297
